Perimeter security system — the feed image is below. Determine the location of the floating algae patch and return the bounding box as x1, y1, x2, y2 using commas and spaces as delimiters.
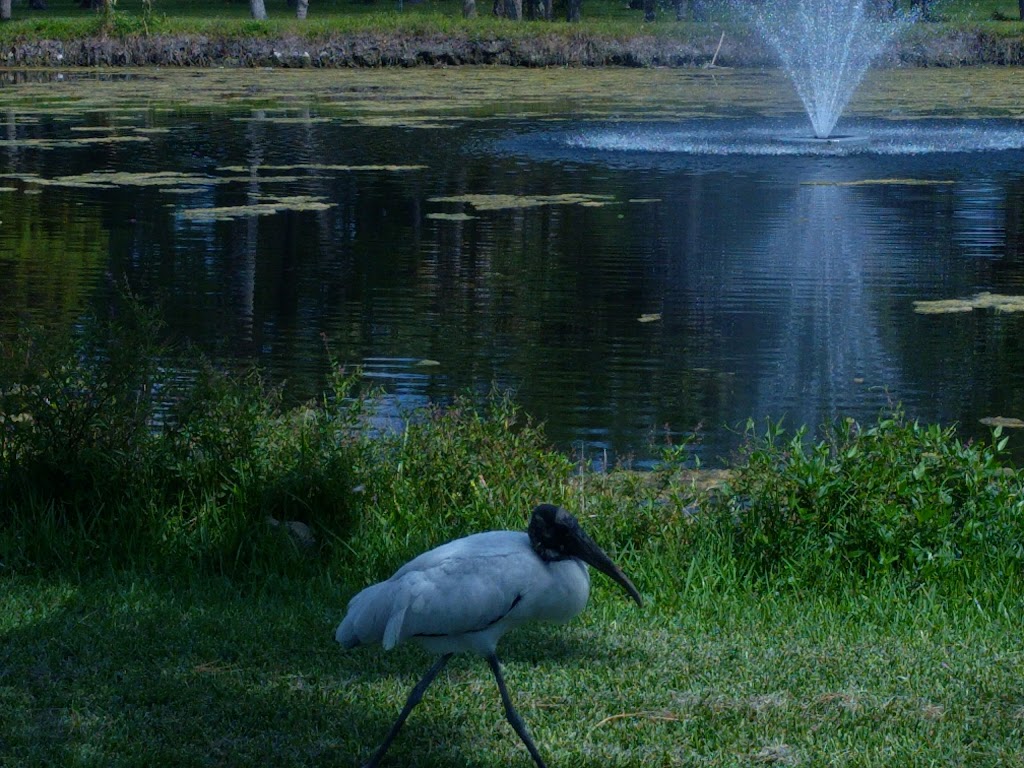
232, 116, 334, 125
0, 68, 1021, 127
0, 135, 150, 150
914, 292, 1024, 314
215, 163, 425, 173
69, 125, 123, 133
349, 116, 454, 129
979, 416, 1024, 429
180, 195, 335, 222
802, 179, 956, 187
426, 212, 477, 222
2, 171, 223, 191
430, 193, 617, 212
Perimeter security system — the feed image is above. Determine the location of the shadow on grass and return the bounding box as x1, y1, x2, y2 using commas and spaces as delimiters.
1, 574, 645, 767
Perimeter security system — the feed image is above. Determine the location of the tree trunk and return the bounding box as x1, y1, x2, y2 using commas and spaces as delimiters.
643, 0, 654, 21
295, 0, 308, 19
567, 0, 580, 22
1019, 0, 1023, 20
249, 0, 267, 20
542, 0, 551, 19
462, 0, 476, 17
503, 0, 520, 19
0, 0, 10, 21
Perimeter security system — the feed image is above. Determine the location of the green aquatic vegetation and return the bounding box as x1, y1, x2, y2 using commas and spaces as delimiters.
215, 163, 426, 173
180, 195, 336, 221
798, 179, 958, 188
914, 291, 1024, 314
232, 115, 334, 124
0, 68, 1021, 127
430, 192, 617, 211
68, 125, 123, 132
1, 170, 223, 191
426, 212, 477, 221
980, 416, 1024, 428
0, 135, 150, 149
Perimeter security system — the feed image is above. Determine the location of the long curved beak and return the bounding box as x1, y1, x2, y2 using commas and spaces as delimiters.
570, 530, 643, 607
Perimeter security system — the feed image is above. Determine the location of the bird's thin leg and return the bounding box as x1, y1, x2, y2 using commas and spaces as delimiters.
486, 653, 549, 768
362, 652, 454, 768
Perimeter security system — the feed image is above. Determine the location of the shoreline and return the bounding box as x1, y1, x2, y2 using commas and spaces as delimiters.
1, 27, 1023, 67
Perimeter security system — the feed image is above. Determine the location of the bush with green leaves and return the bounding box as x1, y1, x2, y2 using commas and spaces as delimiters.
715, 414, 1024, 582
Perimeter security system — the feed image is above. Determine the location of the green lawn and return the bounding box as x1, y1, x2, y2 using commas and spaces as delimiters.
3, 570, 1022, 767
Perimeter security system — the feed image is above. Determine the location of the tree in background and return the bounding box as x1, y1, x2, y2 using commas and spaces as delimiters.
250, 0, 267, 19
0, 0, 9, 21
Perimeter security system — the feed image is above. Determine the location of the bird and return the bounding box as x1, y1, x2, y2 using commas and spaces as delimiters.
336, 502, 643, 768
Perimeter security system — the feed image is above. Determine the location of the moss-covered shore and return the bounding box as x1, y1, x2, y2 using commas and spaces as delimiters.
2, 24, 1023, 67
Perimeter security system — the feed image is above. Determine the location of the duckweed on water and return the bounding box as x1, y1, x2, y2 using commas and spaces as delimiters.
430, 193, 617, 211
913, 292, 1024, 314
180, 195, 335, 221
215, 163, 426, 173
0, 135, 150, 149
1, 170, 222, 190
803, 178, 957, 187
426, 212, 477, 221
980, 416, 1024, 428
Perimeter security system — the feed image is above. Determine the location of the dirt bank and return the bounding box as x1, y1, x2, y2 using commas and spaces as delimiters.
0, 27, 1022, 68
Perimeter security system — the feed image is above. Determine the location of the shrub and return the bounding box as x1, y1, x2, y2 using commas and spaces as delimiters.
713, 412, 1024, 582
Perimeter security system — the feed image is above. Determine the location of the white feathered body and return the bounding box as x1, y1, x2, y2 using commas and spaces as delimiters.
336, 531, 592, 656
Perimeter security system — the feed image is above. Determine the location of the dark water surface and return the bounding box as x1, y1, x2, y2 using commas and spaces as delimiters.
2, 68, 1024, 465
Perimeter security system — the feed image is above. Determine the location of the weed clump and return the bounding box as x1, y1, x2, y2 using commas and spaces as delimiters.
713, 415, 1024, 583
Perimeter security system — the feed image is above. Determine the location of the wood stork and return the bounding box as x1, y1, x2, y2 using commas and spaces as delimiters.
336, 503, 643, 768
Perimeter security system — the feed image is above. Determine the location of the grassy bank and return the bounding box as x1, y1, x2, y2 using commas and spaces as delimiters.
0, 0, 1022, 65
4, 571, 1023, 766
2, 303, 1024, 765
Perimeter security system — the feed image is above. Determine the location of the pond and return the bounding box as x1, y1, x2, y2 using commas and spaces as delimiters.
1, 66, 1024, 467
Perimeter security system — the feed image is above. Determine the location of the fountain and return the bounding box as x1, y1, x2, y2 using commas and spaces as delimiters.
752, 0, 916, 143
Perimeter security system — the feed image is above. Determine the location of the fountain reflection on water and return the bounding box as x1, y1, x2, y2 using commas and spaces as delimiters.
752, 0, 916, 140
